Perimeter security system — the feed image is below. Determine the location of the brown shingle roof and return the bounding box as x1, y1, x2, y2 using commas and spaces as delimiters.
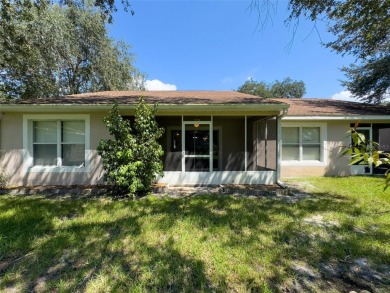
271, 98, 390, 116
5, 91, 285, 105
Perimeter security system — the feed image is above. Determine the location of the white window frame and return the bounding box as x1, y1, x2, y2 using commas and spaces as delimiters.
167, 125, 223, 172
23, 114, 91, 173
281, 122, 327, 166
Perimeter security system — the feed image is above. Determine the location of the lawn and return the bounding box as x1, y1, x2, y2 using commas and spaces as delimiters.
0, 177, 389, 292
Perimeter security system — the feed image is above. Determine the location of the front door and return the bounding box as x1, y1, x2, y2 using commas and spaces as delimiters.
183, 121, 212, 171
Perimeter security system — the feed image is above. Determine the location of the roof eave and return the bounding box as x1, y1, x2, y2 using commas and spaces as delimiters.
283, 115, 390, 120
0, 103, 289, 115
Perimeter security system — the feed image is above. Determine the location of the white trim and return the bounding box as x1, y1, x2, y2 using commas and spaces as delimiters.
283, 116, 390, 121
210, 116, 213, 172
171, 122, 222, 172
157, 171, 276, 185
181, 116, 185, 173
244, 115, 247, 171
281, 122, 327, 166
182, 120, 212, 172
23, 114, 90, 173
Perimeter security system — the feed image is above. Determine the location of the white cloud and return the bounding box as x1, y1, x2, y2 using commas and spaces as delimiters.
221, 77, 233, 84
145, 79, 177, 91
330, 90, 360, 102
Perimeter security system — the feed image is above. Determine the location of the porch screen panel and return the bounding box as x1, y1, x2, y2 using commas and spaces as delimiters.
255, 118, 277, 171
157, 116, 182, 172
213, 116, 245, 171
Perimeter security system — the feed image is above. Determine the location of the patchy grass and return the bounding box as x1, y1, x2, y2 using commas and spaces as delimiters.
0, 177, 389, 292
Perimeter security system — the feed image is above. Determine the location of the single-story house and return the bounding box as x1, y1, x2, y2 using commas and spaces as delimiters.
0, 91, 389, 187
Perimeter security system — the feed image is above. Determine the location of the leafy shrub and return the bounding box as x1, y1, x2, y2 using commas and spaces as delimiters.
97, 99, 164, 196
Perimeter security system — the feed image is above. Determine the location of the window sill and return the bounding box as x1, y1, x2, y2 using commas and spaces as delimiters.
28, 166, 89, 173
281, 161, 326, 167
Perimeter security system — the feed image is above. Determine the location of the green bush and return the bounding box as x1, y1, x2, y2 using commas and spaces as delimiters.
97, 98, 164, 196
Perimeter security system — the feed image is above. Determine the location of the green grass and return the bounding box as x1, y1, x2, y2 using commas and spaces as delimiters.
0, 177, 389, 292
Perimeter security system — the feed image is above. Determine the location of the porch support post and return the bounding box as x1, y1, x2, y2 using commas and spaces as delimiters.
276, 115, 281, 181
245, 115, 247, 171
210, 116, 213, 172
181, 115, 185, 173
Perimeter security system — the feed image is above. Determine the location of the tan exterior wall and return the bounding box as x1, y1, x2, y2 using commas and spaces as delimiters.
0, 112, 110, 186
281, 120, 351, 177
0, 113, 24, 186
2, 112, 385, 186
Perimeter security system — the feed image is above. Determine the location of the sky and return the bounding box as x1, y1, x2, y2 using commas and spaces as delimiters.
108, 0, 357, 100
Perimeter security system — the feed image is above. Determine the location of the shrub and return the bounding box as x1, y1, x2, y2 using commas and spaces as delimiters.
97, 99, 164, 196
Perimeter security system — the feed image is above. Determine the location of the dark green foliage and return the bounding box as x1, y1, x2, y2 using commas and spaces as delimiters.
237, 79, 273, 98
270, 77, 306, 98
341, 56, 390, 104
0, 0, 131, 24
0, 3, 143, 100
340, 127, 390, 190
97, 99, 164, 196
237, 77, 306, 98
286, 0, 390, 103
252, 1, 389, 103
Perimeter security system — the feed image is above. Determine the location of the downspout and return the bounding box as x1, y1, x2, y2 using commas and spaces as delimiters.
276, 109, 288, 189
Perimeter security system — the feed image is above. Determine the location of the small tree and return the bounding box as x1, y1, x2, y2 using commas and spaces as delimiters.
341, 126, 390, 190
97, 99, 164, 196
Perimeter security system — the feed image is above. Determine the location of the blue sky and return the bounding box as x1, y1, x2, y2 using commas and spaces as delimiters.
108, 0, 356, 100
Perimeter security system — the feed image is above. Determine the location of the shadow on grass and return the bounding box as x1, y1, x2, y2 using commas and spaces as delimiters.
0, 191, 389, 292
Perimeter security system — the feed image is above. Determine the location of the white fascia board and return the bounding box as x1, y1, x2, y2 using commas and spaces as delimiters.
282, 115, 390, 121
1, 103, 289, 114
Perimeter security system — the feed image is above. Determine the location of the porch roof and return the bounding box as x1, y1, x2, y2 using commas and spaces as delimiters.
3, 91, 285, 105
1, 91, 289, 115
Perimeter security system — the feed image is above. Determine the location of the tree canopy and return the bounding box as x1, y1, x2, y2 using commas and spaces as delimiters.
254, 0, 390, 104
237, 77, 306, 98
0, 2, 143, 99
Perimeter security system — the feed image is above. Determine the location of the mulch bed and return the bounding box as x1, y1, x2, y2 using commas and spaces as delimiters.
0, 183, 293, 197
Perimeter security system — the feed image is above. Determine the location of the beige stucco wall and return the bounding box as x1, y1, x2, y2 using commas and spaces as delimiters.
281, 120, 351, 177
0, 112, 110, 186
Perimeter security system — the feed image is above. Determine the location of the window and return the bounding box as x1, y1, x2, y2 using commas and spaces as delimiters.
24, 114, 90, 172
33, 121, 85, 166
282, 125, 324, 162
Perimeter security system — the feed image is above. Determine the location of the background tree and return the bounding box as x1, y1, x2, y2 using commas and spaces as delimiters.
0, 0, 130, 23
237, 77, 306, 98
253, 0, 390, 104
0, 3, 143, 99
97, 99, 164, 197
237, 79, 273, 98
270, 77, 306, 98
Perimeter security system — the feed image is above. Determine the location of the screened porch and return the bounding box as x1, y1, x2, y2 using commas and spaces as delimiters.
155, 115, 280, 185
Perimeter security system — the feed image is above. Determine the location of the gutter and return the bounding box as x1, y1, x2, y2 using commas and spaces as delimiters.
283, 115, 390, 121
